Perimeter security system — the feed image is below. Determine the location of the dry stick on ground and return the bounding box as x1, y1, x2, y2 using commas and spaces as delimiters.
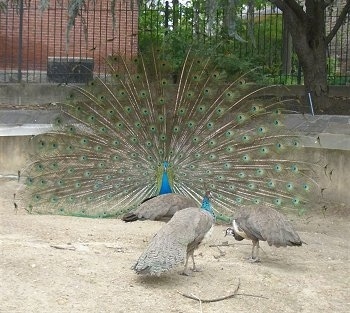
177, 280, 268, 303
213, 246, 226, 259
50, 244, 76, 251
176, 279, 268, 303
209, 242, 252, 248
209, 243, 236, 247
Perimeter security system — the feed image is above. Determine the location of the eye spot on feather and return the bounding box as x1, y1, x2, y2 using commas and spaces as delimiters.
274, 198, 282, 206
267, 180, 276, 188
303, 184, 310, 192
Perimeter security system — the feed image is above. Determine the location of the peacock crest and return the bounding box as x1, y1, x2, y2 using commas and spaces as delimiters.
16, 48, 322, 219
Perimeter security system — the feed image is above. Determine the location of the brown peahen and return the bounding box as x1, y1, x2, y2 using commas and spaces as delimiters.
122, 193, 197, 222
225, 206, 303, 262
132, 191, 215, 276
15, 48, 323, 220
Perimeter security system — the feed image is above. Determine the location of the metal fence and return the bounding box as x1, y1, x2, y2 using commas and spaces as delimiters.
138, 1, 350, 85
0, 0, 349, 84
0, 0, 138, 83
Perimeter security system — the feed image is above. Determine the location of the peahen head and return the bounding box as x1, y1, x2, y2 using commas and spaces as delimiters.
225, 222, 244, 241
158, 161, 173, 195
200, 191, 215, 218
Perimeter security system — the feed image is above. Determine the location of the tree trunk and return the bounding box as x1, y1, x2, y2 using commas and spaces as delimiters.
281, 2, 330, 113
299, 39, 329, 113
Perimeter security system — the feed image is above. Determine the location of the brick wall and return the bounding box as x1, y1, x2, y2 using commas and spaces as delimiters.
0, 0, 138, 77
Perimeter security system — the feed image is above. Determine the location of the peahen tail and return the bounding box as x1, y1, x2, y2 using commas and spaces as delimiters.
16, 48, 323, 218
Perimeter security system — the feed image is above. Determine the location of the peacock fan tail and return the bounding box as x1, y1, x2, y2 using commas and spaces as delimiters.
16, 49, 322, 219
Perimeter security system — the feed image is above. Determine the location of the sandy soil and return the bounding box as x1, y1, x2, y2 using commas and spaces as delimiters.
0, 178, 349, 313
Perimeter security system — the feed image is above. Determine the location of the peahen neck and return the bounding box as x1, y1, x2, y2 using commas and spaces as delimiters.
159, 161, 172, 195
201, 193, 215, 218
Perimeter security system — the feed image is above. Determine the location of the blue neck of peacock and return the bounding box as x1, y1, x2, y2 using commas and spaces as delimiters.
159, 161, 173, 194
200, 193, 215, 218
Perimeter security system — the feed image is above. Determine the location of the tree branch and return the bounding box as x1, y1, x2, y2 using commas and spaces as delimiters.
324, 0, 336, 8
270, 0, 287, 11
270, 0, 304, 12
270, 0, 306, 22
326, 0, 350, 44
284, 0, 305, 14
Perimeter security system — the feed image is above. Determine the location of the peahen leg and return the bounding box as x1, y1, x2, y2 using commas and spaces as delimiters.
249, 240, 261, 263
190, 250, 202, 272
181, 250, 202, 275
181, 252, 191, 276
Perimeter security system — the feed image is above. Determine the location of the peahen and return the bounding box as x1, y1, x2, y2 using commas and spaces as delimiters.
132, 191, 215, 276
122, 193, 197, 222
15, 48, 322, 219
225, 206, 303, 262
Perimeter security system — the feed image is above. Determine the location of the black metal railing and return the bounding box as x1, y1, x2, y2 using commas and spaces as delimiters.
0, 0, 349, 85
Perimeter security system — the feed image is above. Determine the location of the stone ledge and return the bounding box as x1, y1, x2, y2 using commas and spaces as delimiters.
285, 114, 350, 151
1, 111, 349, 151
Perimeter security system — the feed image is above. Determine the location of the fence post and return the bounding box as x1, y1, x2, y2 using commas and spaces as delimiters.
282, 15, 292, 79
173, 0, 179, 29
17, 0, 24, 82
165, 1, 169, 35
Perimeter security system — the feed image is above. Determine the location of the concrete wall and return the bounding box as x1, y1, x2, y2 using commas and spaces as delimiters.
0, 84, 70, 106
0, 136, 32, 176
1, 120, 350, 207
301, 148, 350, 206
2, 84, 350, 107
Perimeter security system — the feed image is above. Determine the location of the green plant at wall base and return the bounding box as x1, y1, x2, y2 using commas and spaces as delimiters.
327, 57, 338, 76
329, 76, 350, 85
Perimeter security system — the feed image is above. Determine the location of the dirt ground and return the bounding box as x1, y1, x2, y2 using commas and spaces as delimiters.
0, 178, 349, 313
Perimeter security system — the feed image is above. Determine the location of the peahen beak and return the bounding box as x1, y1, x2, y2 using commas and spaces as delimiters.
225, 227, 234, 236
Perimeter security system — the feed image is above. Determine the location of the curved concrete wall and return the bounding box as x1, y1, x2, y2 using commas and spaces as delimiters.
1, 116, 349, 207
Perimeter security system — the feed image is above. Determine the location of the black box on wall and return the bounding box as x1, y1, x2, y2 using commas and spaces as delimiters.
47, 57, 94, 83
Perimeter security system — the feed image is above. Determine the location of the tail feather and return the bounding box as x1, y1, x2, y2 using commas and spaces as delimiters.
132, 206, 214, 276
132, 232, 186, 276
16, 48, 324, 218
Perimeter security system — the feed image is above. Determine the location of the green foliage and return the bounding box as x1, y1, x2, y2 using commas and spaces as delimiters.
139, 2, 285, 84
326, 57, 349, 85
328, 76, 350, 85
138, 1, 349, 86
0, 1, 7, 13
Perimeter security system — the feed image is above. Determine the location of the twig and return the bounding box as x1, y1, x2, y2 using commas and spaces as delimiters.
190, 293, 203, 313
213, 245, 226, 259
209, 242, 252, 248
235, 293, 268, 299
209, 243, 235, 248
177, 279, 240, 303
50, 244, 76, 251
177, 279, 268, 303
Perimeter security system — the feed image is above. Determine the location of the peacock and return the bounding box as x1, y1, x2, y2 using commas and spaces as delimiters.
225, 206, 303, 262
15, 47, 323, 220
132, 191, 215, 276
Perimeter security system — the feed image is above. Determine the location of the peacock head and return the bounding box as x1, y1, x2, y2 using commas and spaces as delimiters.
162, 161, 170, 171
